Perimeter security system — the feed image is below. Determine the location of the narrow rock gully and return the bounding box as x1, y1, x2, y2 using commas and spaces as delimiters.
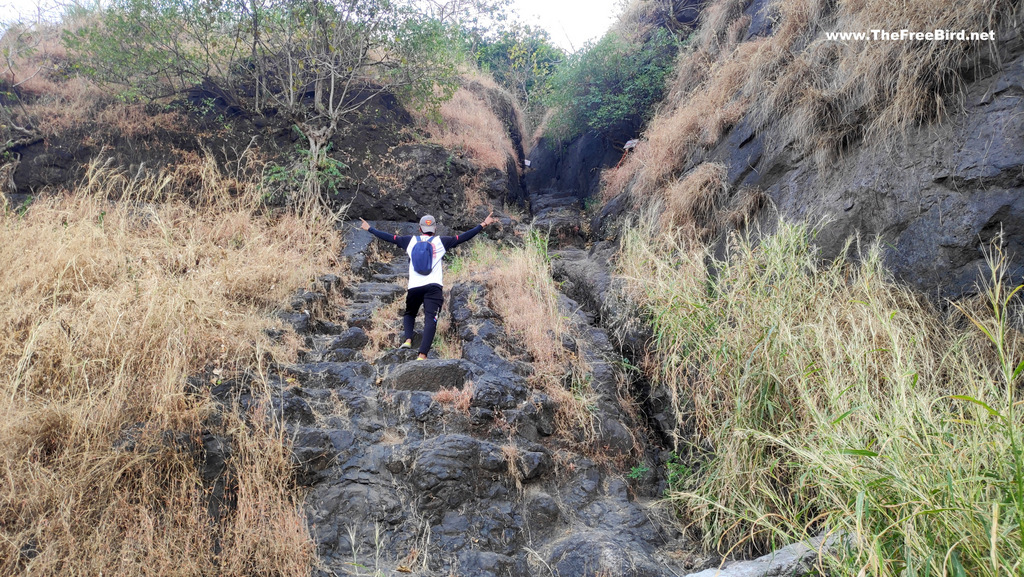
228, 186, 788, 576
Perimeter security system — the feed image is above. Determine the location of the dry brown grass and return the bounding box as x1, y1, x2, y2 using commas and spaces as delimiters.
529, 108, 554, 152
363, 298, 405, 360
424, 81, 518, 173
418, 71, 524, 213
3, 45, 180, 141
602, 0, 1022, 220
723, 185, 767, 229
431, 303, 464, 360
1, 21, 67, 94
692, 0, 747, 55
464, 71, 527, 149
27, 75, 108, 136
663, 161, 729, 239
0, 17, 200, 154
500, 444, 524, 490
0, 20, 116, 139
433, 382, 474, 414
0, 158, 339, 574
619, 215, 1024, 570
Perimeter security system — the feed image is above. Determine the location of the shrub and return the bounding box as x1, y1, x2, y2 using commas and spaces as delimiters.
472, 23, 564, 133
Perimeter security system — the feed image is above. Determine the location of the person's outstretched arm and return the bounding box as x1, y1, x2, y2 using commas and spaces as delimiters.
361, 218, 413, 249
441, 212, 498, 250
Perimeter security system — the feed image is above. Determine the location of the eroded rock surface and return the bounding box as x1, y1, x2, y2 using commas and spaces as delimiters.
242, 222, 705, 576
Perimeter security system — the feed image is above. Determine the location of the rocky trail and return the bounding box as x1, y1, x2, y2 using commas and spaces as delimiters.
203, 190, 825, 577
241, 210, 691, 577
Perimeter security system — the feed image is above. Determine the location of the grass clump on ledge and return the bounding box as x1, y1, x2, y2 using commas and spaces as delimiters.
0, 157, 339, 574
453, 229, 597, 443
619, 214, 1024, 575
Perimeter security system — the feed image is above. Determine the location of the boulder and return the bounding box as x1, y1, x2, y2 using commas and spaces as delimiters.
683, 535, 838, 577
381, 359, 473, 391
544, 531, 664, 577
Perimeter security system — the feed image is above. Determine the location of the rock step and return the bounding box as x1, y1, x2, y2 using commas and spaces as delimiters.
343, 282, 405, 303
379, 358, 473, 392
279, 361, 376, 391
309, 327, 369, 351
527, 191, 586, 247
301, 327, 370, 363
529, 188, 578, 209
370, 272, 406, 282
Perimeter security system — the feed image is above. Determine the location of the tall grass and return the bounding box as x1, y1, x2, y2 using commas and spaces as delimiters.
0, 158, 337, 574
619, 213, 1023, 575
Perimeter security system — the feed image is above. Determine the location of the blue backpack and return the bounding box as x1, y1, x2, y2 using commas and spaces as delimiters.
410, 236, 438, 275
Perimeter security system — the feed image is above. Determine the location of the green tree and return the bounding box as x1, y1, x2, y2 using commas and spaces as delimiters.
473, 23, 564, 130
62, 0, 239, 97
544, 27, 679, 144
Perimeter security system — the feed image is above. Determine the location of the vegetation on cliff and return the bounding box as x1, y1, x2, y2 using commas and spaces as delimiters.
603, 0, 1023, 201
543, 25, 679, 144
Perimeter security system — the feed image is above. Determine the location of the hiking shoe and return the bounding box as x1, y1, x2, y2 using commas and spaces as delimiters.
416, 354, 427, 361
399, 339, 412, 349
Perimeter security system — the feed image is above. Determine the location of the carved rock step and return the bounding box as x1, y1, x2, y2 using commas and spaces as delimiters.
380, 358, 474, 392
343, 282, 405, 303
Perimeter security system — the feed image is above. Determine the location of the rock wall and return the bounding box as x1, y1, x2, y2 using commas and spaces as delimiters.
706, 32, 1024, 297
4, 82, 523, 230
526, 131, 626, 200
587, 6, 1024, 298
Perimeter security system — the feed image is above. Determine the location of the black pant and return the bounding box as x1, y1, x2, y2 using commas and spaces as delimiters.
403, 284, 444, 355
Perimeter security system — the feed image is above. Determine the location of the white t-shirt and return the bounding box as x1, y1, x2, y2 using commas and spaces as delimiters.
406, 235, 446, 289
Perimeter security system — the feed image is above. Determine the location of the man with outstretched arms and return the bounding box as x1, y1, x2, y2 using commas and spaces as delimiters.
360, 212, 498, 360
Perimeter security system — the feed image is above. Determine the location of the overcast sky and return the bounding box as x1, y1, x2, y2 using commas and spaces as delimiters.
0, 0, 624, 52
508, 0, 622, 51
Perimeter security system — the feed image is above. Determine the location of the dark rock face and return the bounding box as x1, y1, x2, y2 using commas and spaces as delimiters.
743, 0, 775, 39
7, 82, 524, 231
526, 132, 625, 201
11, 143, 85, 191
713, 37, 1024, 297
556, 19, 1024, 300
636, 30, 1024, 298
344, 143, 474, 223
